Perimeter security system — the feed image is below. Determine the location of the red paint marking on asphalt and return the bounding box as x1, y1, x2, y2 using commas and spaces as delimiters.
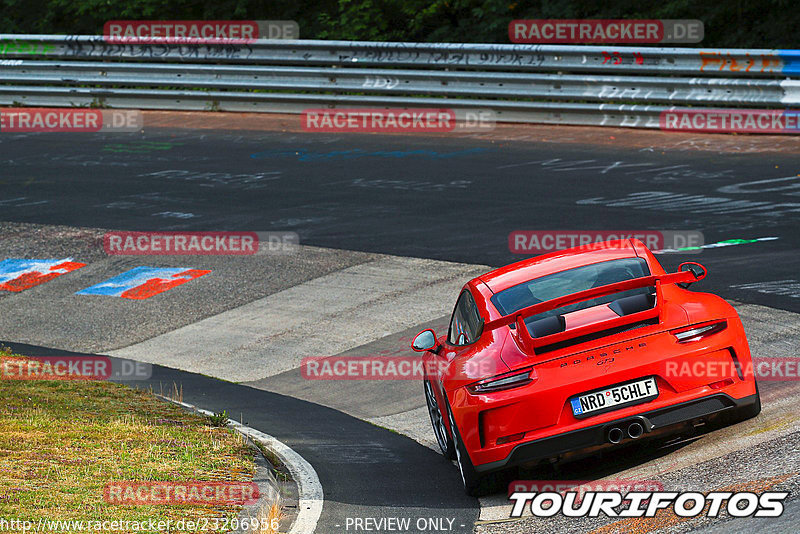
0, 261, 86, 292
119, 269, 211, 300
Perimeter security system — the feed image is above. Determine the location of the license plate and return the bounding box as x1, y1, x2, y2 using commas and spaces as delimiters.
570, 377, 658, 417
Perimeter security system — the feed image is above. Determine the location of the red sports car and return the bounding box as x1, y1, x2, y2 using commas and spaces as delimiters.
412, 238, 760, 495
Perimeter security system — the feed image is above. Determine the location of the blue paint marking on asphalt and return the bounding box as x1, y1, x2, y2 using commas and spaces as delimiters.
0, 258, 85, 292
76, 266, 188, 297
0, 259, 67, 283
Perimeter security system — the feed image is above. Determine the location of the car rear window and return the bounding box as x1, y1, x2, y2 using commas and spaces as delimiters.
490, 257, 652, 320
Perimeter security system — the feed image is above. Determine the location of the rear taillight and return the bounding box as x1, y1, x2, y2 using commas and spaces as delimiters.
671, 320, 727, 343
468, 368, 533, 394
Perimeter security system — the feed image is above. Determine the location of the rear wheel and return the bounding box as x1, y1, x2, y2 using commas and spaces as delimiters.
424, 380, 454, 460
445, 398, 483, 496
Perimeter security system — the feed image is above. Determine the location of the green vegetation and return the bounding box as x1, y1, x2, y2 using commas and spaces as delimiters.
0, 350, 257, 532
0, 0, 796, 48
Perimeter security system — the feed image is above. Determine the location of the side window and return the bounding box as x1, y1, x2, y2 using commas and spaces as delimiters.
448, 290, 483, 346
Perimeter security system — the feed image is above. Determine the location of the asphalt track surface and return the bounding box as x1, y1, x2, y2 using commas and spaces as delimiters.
1, 126, 800, 312
2, 117, 800, 533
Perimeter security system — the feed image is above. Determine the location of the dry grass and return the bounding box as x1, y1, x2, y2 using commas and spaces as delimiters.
0, 349, 259, 533
259, 502, 285, 534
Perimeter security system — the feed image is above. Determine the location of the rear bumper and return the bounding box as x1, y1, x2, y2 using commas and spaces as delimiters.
474, 392, 757, 473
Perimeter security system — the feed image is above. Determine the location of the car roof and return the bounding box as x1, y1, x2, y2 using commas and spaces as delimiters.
478, 239, 644, 294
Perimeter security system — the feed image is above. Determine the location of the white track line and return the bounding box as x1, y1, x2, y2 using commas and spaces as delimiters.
166, 398, 323, 534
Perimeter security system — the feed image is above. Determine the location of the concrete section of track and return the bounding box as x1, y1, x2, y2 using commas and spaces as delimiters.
246, 317, 452, 454
244, 317, 450, 418
107, 256, 487, 382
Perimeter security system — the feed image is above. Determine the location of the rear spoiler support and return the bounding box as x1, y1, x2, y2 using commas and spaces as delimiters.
486, 270, 698, 354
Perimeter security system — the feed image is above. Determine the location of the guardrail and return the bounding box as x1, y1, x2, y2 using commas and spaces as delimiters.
1, 35, 798, 129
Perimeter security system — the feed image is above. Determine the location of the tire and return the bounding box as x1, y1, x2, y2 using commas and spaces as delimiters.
444, 397, 484, 496
424, 380, 455, 460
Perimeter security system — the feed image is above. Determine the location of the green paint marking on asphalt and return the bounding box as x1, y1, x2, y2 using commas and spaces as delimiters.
102, 141, 184, 154
656, 237, 779, 254
676, 238, 760, 251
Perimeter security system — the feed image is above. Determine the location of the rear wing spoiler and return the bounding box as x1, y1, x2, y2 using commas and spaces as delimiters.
483, 270, 700, 354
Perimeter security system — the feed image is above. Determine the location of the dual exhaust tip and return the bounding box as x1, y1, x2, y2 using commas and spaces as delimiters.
607, 422, 644, 444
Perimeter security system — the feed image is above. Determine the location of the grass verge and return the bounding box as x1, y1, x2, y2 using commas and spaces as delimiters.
0, 349, 266, 533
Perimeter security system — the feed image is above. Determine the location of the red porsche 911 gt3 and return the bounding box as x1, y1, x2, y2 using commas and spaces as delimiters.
412, 238, 760, 495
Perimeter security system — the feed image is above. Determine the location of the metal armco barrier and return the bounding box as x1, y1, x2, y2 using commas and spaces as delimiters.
1, 35, 798, 129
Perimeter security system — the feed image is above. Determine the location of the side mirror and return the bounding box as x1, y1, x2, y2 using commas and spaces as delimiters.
412, 329, 438, 352
678, 262, 707, 289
